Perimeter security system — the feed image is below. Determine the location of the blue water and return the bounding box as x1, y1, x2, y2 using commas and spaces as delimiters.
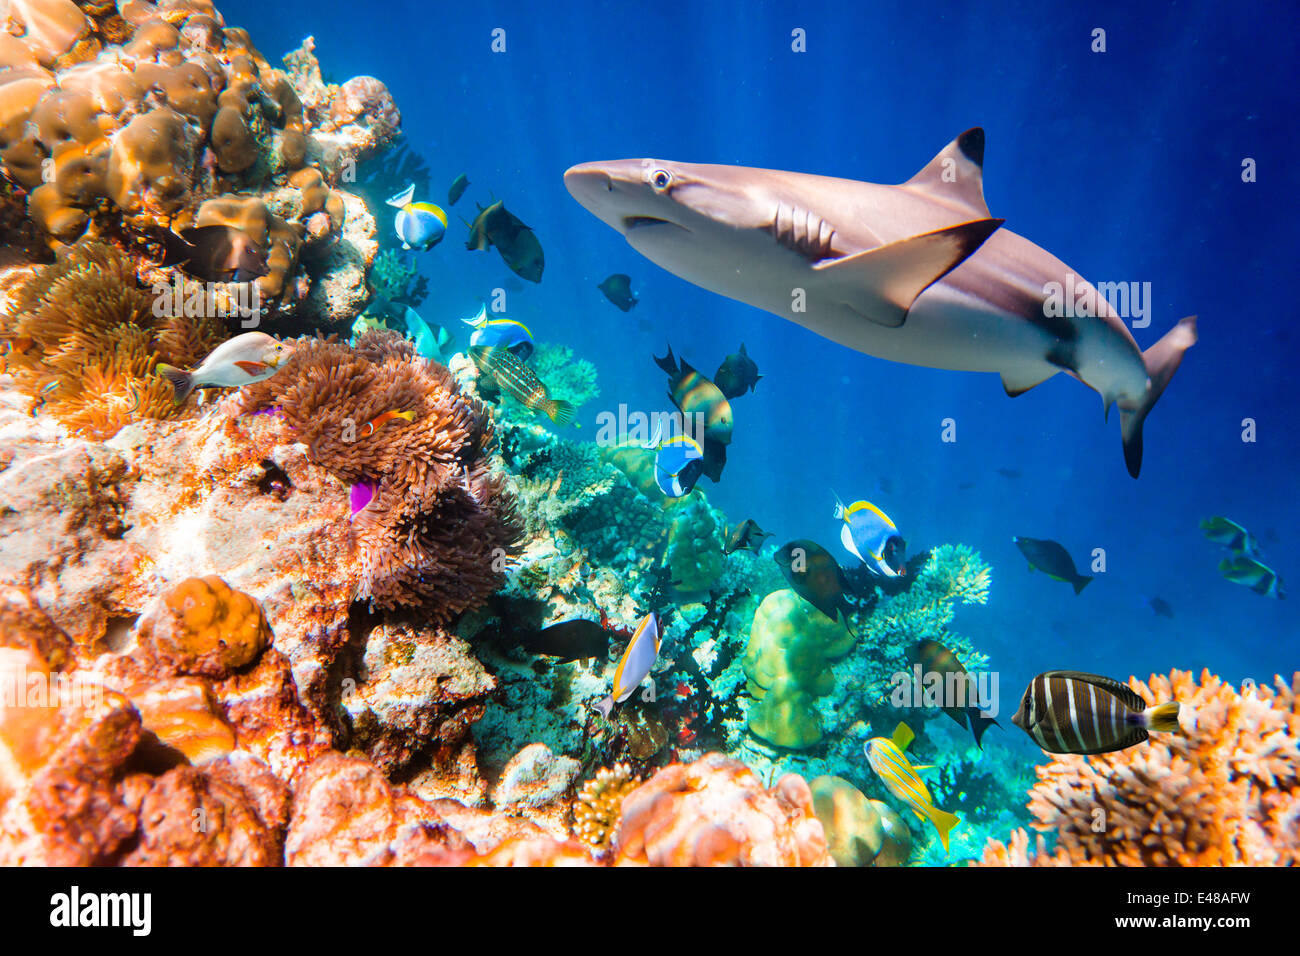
225, 0, 1297, 714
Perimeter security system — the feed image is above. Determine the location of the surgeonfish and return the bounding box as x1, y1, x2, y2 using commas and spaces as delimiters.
1012, 670, 1182, 755
156, 332, 293, 402
470, 345, 574, 425
465, 199, 544, 283
774, 539, 867, 626
597, 273, 638, 311
386, 183, 447, 251
518, 619, 609, 662
653, 434, 705, 498
402, 306, 455, 361
835, 494, 906, 578
906, 639, 1000, 748
654, 345, 733, 445
1013, 536, 1093, 594
1145, 595, 1175, 618
593, 612, 661, 718
725, 518, 771, 555
713, 343, 761, 399
1218, 556, 1286, 599
447, 173, 470, 206
158, 224, 269, 283
359, 409, 415, 438
1200, 516, 1262, 558
864, 722, 960, 853
460, 304, 534, 359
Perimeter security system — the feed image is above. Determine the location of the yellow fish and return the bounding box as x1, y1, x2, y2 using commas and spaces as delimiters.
864, 721, 960, 852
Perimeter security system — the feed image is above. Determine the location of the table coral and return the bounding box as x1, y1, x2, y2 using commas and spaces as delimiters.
980, 669, 1300, 866
613, 753, 830, 866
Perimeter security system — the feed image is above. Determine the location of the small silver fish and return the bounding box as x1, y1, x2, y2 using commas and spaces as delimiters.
156, 332, 293, 402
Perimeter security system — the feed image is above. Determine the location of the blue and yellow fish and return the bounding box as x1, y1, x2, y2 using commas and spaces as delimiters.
864, 721, 960, 852
461, 304, 534, 360
593, 612, 660, 719
834, 494, 906, 578
387, 183, 447, 251
645, 419, 705, 498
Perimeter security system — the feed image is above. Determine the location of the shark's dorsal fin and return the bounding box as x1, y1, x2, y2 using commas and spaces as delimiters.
813, 217, 1004, 327
901, 128, 991, 219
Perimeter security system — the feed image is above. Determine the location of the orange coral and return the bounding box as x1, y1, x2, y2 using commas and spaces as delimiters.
137, 575, 269, 679
613, 753, 831, 866
980, 669, 1300, 866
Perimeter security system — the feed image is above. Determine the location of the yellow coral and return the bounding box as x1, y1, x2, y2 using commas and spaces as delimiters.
138, 575, 270, 679
573, 763, 639, 850
980, 669, 1300, 866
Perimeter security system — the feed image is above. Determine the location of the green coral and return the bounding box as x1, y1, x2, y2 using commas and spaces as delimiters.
665, 494, 727, 594
530, 343, 600, 411
370, 249, 425, 305
742, 588, 855, 748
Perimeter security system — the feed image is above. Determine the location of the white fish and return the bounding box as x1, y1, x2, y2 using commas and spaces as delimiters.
156, 332, 293, 402
564, 129, 1197, 477
593, 612, 661, 719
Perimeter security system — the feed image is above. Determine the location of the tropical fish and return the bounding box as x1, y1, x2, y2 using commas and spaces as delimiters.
518, 619, 609, 662
465, 199, 544, 282
157, 332, 293, 402
158, 224, 268, 283
1012, 670, 1182, 755
564, 130, 1197, 478
470, 345, 574, 424
460, 304, 533, 359
593, 612, 661, 718
835, 495, 906, 578
864, 722, 960, 853
774, 539, 866, 625
996, 467, 1021, 479
1218, 556, 1286, 599
725, 518, 771, 555
447, 173, 470, 206
359, 409, 415, 438
1145, 595, 1174, 618
1013, 536, 1092, 594
1200, 516, 1262, 557
714, 343, 761, 398
386, 183, 447, 251
402, 306, 454, 360
597, 273, 638, 311
654, 345, 733, 445
906, 639, 1000, 748
653, 434, 705, 498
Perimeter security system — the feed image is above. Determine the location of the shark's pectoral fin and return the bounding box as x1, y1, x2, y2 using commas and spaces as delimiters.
902, 128, 992, 219
1000, 366, 1058, 397
813, 218, 1004, 328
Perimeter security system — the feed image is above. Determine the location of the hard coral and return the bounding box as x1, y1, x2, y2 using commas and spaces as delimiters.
980, 669, 1300, 866
239, 334, 522, 616
136, 574, 269, 679
613, 753, 831, 866
573, 762, 639, 850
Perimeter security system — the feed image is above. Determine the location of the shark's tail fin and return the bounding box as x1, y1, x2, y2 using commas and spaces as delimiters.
1120, 315, 1197, 478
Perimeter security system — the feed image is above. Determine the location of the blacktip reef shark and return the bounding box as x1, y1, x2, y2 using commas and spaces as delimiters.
564, 129, 1197, 477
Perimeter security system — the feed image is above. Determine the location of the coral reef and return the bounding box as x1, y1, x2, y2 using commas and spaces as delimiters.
529, 343, 599, 412
980, 669, 1300, 866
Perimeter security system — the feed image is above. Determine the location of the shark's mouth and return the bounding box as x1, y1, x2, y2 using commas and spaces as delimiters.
623, 215, 681, 231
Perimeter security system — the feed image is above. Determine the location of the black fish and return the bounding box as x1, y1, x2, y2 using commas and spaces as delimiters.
906, 639, 1000, 748
158, 225, 268, 283
517, 619, 609, 662
597, 273, 637, 311
996, 467, 1022, 479
1013, 536, 1093, 594
1012, 670, 1180, 755
466, 200, 544, 283
448, 173, 470, 206
713, 343, 761, 399
1146, 596, 1174, 619
725, 518, 771, 555
774, 539, 866, 625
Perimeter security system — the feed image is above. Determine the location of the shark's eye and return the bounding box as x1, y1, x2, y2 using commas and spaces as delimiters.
651, 169, 672, 190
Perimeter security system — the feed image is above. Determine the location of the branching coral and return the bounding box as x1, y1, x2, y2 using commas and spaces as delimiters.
530, 343, 599, 411
238, 332, 522, 616
573, 763, 639, 850
980, 669, 1300, 866
0, 239, 226, 437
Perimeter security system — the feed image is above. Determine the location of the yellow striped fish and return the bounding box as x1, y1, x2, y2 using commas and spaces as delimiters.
1012, 671, 1181, 755
864, 721, 960, 852
470, 346, 574, 425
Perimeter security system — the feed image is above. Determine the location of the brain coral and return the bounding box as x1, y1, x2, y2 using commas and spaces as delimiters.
239, 332, 523, 617
613, 753, 830, 866
980, 669, 1300, 866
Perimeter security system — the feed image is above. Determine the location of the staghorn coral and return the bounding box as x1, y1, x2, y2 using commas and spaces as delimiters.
239, 334, 522, 615
573, 763, 639, 850
613, 753, 831, 866
980, 669, 1300, 867
0, 239, 224, 437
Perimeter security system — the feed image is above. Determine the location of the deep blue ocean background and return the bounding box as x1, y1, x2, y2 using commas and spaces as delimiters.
222, 0, 1297, 740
